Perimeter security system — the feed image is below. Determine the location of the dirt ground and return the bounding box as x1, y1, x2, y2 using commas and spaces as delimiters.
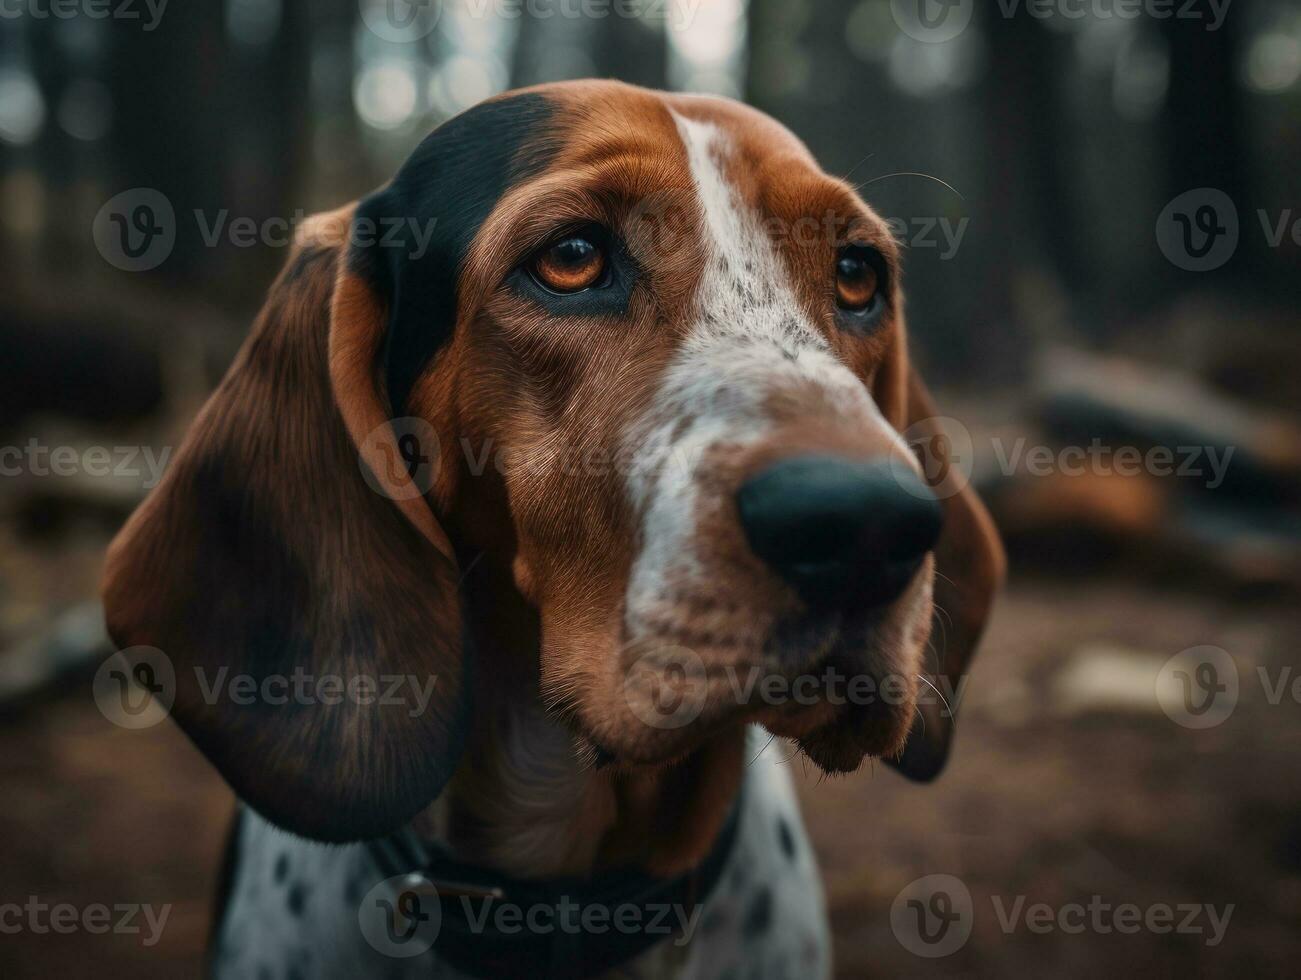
2, 573, 1299, 979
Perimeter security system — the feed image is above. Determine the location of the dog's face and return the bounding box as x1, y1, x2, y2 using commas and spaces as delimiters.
406, 85, 936, 771
102, 81, 1003, 842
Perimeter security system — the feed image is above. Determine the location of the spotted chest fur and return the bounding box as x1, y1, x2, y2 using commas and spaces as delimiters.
210, 730, 830, 980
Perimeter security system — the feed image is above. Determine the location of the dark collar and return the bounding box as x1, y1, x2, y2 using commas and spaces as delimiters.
368, 789, 743, 979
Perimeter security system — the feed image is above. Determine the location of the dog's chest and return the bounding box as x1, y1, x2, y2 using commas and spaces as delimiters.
211, 738, 830, 980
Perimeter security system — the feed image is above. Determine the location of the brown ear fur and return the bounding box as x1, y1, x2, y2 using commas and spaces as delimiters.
101, 209, 467, 841
877, 333, 1006, 781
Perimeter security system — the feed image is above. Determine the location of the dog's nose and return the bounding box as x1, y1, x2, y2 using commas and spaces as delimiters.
736, 455, 943, 606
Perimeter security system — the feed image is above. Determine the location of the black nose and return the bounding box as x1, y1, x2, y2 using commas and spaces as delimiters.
736, 455, 943, 606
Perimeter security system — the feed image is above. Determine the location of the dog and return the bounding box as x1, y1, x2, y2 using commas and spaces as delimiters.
101, 80, 1003, 979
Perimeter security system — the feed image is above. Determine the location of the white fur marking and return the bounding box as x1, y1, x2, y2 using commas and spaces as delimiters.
623, 112, 903, 634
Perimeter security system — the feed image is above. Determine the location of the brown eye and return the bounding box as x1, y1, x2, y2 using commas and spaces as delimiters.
835, 249, 880, 312
530, 234, 607, 293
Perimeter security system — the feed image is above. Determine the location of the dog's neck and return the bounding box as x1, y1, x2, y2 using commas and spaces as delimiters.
415, 556, 744, 880
421, 696, 617, 875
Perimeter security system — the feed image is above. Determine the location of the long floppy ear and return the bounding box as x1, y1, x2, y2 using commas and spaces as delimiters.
876, 334, 1006, 781
101, 207, 468, 841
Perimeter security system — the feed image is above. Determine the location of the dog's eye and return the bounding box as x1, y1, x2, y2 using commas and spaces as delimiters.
835, 247, 881, 312
530, 234, 607, 294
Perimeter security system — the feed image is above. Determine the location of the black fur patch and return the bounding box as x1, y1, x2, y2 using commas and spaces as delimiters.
777, 816, 796, 860
286, 882, 309, 918
349, 92, 557, 413
743, 887, 773, 938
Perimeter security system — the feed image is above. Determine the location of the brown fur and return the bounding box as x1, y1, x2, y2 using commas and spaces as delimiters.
101, 221, 466, 842
100, 81, 1002, 877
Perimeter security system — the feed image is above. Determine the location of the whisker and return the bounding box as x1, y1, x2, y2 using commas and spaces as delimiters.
916, 672, 956, 731
749, 732, 778, 766
933, 569, 959, 590
852, 171, 965, 199
840, 150, 877, 185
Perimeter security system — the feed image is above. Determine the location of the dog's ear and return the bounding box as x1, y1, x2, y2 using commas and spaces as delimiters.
101, 208, 468, 842
875, 333, 1006, 781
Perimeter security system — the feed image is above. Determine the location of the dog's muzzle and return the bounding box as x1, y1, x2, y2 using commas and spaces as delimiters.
736, 454, 943, 609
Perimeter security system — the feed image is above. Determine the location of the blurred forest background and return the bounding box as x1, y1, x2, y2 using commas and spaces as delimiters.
1, 0, 1300, 977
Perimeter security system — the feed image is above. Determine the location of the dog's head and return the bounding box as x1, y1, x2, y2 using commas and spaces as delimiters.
102, 81, 1003, 842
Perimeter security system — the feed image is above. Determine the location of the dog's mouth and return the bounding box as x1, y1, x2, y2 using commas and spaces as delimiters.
570, 596, 927, 773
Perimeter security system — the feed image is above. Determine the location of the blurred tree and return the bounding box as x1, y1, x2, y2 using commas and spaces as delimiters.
512, 4, 665, 88
106, 0, 311, 305
1162, 6, 1248, 218
981, 10, 1084, 300
106, 2, 227, 285
1159, 2, 1270, 294
595, 12, 667, 89
221, 0, 313, 303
